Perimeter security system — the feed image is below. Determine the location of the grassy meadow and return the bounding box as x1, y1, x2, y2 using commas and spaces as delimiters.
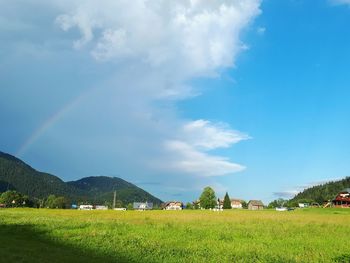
1, 208, 350, 263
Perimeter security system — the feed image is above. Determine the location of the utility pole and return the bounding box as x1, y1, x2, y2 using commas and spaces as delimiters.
113, 190, 116, 209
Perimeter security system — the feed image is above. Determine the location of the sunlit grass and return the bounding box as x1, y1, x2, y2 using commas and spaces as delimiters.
1, 208, 349, 262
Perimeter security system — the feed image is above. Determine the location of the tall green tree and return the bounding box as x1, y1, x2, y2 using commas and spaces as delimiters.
45, 195, 69, 209
199, 187, 216, 209
45, 195, 58, 208
55, 196, 69, 209
223, 192, 232, 209
241, 200, 248, 209
268, 198, 286, 209
0, 190, 27, 207
186, 202, 193, 209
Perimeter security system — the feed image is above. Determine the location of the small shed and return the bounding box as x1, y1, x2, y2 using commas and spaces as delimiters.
248, 200, 264, 210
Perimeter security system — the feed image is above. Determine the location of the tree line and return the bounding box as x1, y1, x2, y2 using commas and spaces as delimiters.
0, 190, 70, 208
0, 190, 155, 209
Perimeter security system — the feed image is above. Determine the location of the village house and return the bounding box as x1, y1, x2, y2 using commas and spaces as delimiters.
218, 198, 243, 209
332, 188, 350, 208
163, 201, 183, 210
248, 200, 264, 210
230, 199, 243, 209
133, 202, 153, 210
79, 204, 93, 210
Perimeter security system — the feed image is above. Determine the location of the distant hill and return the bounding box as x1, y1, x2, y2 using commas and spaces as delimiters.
0, 151, 79, 199
67, 176, 162, 205
289, 177, 350, 204
0, 151, 162, 205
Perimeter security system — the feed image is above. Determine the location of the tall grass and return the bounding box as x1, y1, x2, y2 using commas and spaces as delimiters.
1, 208, 349, 262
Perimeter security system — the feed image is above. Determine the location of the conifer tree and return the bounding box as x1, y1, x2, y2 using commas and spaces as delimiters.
223, 192, 232, 209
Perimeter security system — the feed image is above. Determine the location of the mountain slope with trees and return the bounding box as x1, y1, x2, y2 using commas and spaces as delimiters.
0, 151, 162, 205
0, 151, 79, 199
288, 177, 350, 205
67, 176, 162, 205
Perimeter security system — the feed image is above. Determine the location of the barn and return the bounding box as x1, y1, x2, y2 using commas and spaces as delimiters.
248, 200, 264, 210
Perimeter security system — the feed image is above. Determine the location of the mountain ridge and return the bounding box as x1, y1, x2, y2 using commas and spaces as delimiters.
289, 177, 350, 204
0, 151, 162, 205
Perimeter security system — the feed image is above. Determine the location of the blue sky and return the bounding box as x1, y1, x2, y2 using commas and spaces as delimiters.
1, 0, 350, 203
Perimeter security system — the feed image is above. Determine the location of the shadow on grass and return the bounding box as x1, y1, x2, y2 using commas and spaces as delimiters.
0, 223, 135, 263
333, 254, 350, 263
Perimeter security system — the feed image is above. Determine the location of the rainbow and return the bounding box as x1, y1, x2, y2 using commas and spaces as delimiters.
16, 89, 93, 157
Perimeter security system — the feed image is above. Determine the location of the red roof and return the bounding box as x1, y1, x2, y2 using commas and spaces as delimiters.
334, 196, 350, 202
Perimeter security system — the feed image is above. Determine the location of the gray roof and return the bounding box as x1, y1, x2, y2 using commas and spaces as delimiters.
133, 202, 153, 209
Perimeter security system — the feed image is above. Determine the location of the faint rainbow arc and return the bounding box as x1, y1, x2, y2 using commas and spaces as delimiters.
16, 90, 90, 157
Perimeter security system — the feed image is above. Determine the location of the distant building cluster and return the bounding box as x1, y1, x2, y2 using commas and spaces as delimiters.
65, 189, 350, 212
193, 198, 265, 210
4, 188, 349, 211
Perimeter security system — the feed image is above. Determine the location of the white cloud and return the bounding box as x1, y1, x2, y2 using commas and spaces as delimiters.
55, 0, 261, 77
56, 12, 95, 49
273, 190, 299, 199
331, 0, 350, 5
181, 119, 250, 150
153, 120, 249, 177
91, 29, 131, 61
164, 140, 245, 176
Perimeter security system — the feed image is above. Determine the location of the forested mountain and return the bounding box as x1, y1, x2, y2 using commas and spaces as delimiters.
0, 151, 162, 205
67, 176, 162, 205
289, 177, 350, 204
0, 151, 79, 199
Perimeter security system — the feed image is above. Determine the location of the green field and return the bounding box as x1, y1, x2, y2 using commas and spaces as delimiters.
1, 208, 349, 263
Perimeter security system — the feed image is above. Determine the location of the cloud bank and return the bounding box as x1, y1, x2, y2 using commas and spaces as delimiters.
1, 0, 261, 200
56, 0, 261, 77
53, 0, 260, 179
